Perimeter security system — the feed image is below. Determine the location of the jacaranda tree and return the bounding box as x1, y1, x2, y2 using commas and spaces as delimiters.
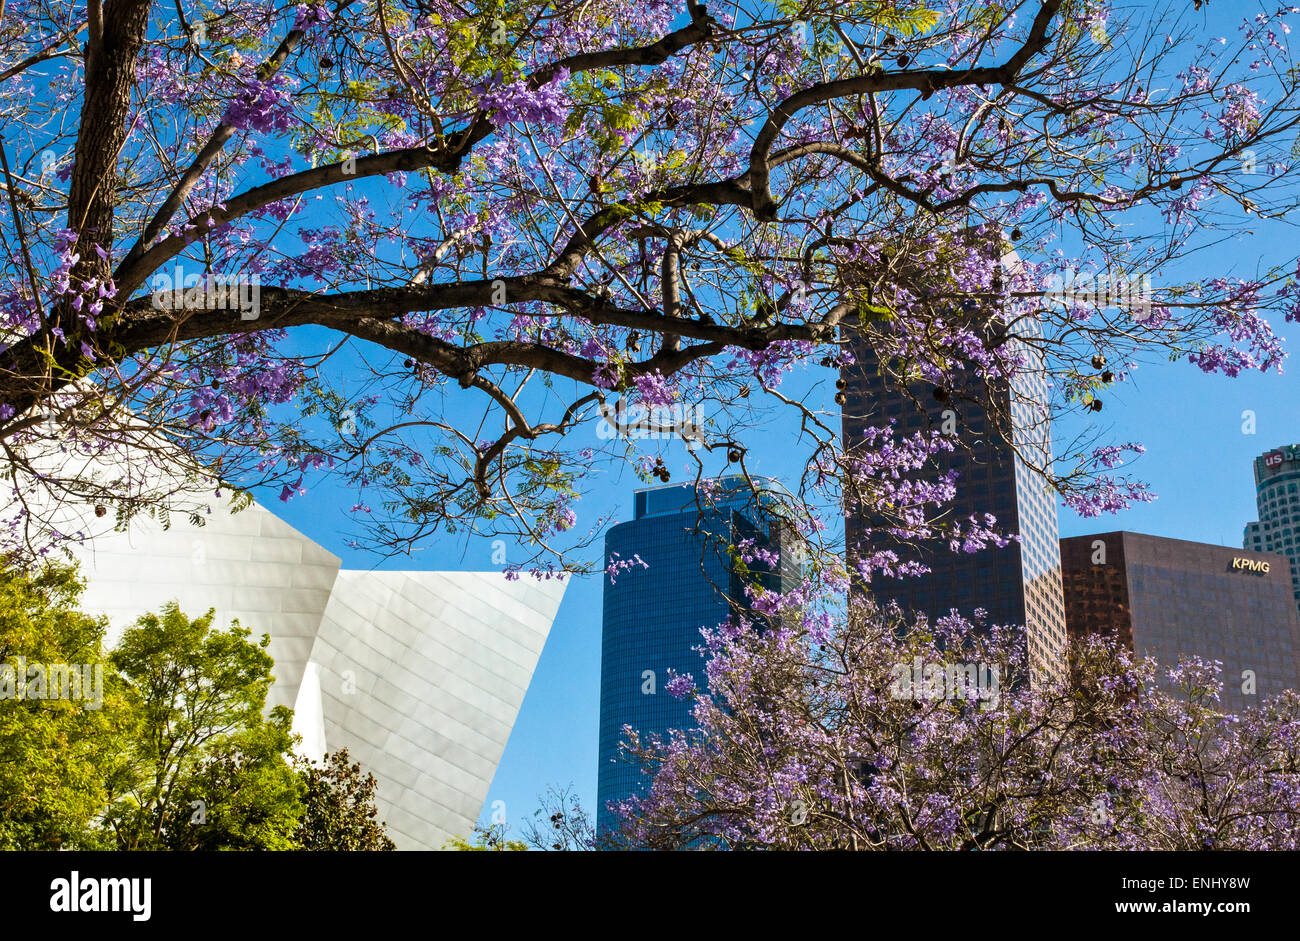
608, 600, 1300, 850
1, 0, 1298, 582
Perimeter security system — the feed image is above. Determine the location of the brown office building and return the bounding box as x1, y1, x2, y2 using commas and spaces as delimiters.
1060, 531, 1300, 713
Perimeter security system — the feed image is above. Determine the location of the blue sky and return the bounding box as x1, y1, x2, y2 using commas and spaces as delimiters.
250, 2, 1300, 840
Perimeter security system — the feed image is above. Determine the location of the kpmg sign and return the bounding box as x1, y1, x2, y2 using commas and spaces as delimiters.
1232, 556, 1272, 574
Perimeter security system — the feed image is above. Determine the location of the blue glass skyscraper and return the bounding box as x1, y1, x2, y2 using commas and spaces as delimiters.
596, 477, 795, 837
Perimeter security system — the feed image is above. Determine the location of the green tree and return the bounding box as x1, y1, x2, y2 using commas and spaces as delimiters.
0, 562, 129, 849
0, 567, 395, 851
294, 749, 395, 851
104, 602, 303, 850
153, 712, 306, 851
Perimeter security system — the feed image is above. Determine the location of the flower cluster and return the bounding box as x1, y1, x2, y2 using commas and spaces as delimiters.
478, 68, 571, 127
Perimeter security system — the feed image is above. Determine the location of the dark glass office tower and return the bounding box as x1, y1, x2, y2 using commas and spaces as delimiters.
597, 477, 797, 837
1244, 444, 1300, 619
841, 265, 1068, 683
1061, 531, 1300, 713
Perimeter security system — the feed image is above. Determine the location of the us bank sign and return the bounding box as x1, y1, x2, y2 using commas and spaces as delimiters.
1264, 446, 1300, 470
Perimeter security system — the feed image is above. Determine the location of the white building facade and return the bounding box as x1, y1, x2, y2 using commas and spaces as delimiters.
38, 491, 564, 850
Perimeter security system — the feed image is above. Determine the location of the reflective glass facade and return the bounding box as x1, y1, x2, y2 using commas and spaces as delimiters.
596, 478, 796, 835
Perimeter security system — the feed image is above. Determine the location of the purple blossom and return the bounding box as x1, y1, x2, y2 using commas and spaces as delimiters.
479, 68, 571, 126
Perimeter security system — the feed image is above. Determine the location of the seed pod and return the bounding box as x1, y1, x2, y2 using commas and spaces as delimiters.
897, 55, 910, 67
94, 504, 107, 518
835, 378, 847, 390
1010, 228, 1023, 241
834, 391, 847, 406
932, 386, 949, 403
727, 449, 741, 463
1101, 370, 1114, 383
1090, 399, 1103, 412
1091, 354, 1106, 370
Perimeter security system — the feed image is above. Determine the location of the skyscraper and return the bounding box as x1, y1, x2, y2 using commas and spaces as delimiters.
841, 251, 1068, 683
1244, 444, 1300, 619
1061, 531, 1300, 713
596, 477, 796, 836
